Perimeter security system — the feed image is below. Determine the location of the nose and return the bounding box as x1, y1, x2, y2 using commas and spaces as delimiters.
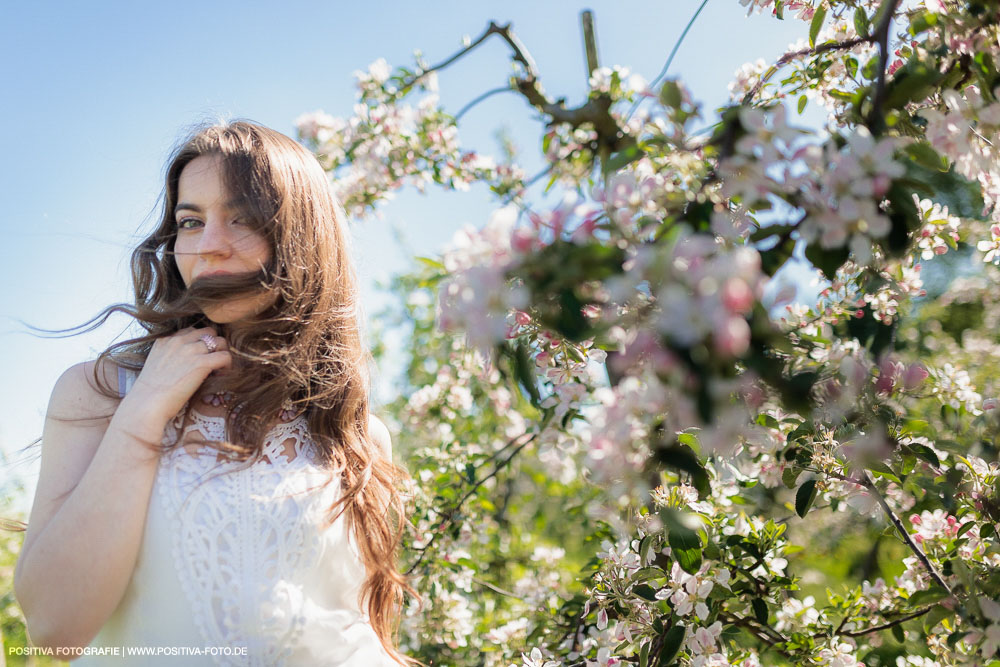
196, 218, 234, 258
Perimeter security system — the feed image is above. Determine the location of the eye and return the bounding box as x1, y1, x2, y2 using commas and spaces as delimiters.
176, 217, 202, 229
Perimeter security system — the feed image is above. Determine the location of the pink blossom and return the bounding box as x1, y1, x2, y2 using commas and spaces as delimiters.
902, 363, 929, 391
714, 317, 752, 358
721, 278, 754, 314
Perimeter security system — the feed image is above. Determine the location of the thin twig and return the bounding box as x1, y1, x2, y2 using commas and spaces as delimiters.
823, 469, 868, 487
841, 606, 933, 637
471, 576, 524, 600
454, 86, 514, 121
861, 470, 956, 599
719, 612, 795, 659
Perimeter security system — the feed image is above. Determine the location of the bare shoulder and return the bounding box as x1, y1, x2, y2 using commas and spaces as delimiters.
48, 358, 122, 422
368, 414, 392, 461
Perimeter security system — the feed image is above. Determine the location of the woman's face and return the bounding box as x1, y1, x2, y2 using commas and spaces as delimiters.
173, 154, 275, 324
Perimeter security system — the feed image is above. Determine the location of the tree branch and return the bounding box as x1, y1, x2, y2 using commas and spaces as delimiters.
861, 470, 956, 599
741, 37, 870, 105
840, 606, 933, 637
397, 21, 537, 93
397, 20, 633, 159
867, 0, 904, 132
719, 612, 795, 659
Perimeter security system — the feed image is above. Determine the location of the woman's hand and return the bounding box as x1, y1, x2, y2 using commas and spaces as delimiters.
122, 327, 232, 430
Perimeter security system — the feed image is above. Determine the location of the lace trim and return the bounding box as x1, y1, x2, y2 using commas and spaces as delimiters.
158, 405, 343, 666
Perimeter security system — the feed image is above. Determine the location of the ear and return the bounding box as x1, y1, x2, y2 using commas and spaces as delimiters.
368, 414, 392, 460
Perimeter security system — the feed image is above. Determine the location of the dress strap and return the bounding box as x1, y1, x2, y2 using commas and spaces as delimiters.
117, 366, 136, 398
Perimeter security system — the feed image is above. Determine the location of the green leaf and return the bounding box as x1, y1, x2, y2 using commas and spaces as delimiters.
904, 442, 940, 467
885, 182, 921, 256
666, 512, 703, 575
884, 59, 945, 109
809, 4, 827, 48
670, 544, 703, 574
901, 160, 986, 220
640, 640, 651, 667
639, 534, 656, 565
804, 242, 849, 281
905, 142, 949, 172
415, 256, 445, 270
631, 567, 664, 584
759, 233, 796, 276
908, 586, 950, 608
677, 432, 700, 449
908, 10, 938, 35
862, 56, 881, 80
756, 414, 780, 429
660, 80, 682, 109
752, 598, 769, 624
512, 340, 541, 407
845, 57, 859, 79
795, 479, 818, 518
782, 466, 802, 489
750, 222, 796, 243
853, 7, 870, 37
901, 419, 929, 436
891, 623, 905, 643
797, 95, 808, 114
668, 524, 700, 552
634, 584, 660, 602
657, 625, 686, 666
606, 144, 645, 173
922, 604, 953, 633
655, 443, 711, 498
868, 462, 902, 485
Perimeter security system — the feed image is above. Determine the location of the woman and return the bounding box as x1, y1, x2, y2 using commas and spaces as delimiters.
12, 120, 417, 665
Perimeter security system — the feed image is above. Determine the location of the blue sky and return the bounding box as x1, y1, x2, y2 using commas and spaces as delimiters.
0, 1, 811, 510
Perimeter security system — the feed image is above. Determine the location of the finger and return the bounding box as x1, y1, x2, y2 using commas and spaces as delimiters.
176, 325, 207, 337
189, 326, 218, 339
190, 335, 226, 354
208, 337, 229, 350
194, 337, 230, 353
206, 350, 234, 370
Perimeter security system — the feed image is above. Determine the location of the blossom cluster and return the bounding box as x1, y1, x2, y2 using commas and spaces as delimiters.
284, 3, 1000, 664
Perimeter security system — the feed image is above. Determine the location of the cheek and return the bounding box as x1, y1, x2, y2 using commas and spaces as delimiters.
249, 237, 273, 268
172, 241, 194, 285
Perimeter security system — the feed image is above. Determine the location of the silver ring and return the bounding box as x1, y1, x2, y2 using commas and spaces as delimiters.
199, 334, 218, 353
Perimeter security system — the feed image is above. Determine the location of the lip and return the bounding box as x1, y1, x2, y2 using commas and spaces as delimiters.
197, 270, 234, 279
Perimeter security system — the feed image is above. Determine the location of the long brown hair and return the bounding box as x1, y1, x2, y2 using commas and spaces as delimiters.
73, 120, 417, 663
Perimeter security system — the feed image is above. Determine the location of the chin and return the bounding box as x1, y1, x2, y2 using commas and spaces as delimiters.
200, 295, 277, 325
201, 308, 258, 325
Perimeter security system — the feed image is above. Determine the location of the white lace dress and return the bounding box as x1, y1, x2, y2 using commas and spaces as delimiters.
77, 369, 397, 666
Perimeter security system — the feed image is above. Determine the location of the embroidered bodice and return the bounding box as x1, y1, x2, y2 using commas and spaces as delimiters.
78, 369, 396, 666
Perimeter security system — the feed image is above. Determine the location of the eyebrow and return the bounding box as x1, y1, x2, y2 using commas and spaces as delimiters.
174, 199, 244, 216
